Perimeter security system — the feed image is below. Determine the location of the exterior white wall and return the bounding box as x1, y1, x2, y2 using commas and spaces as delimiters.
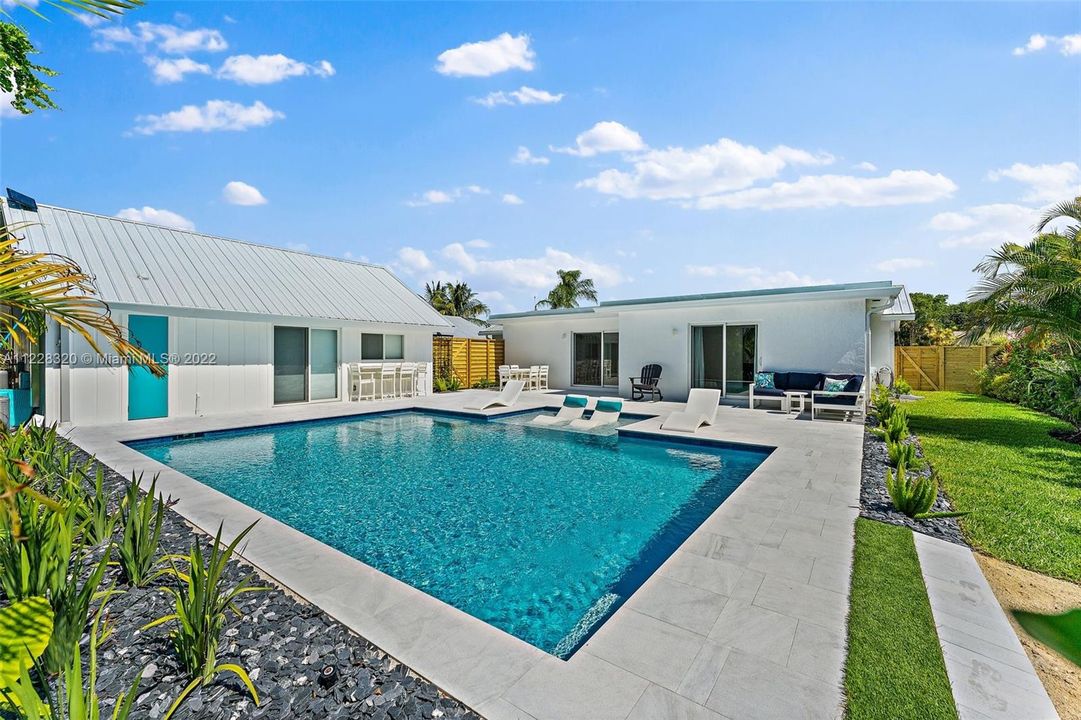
501, 298, 872, 403
502, 315, 619, 391
869, 313, 898, 383
47, 309, 438, 426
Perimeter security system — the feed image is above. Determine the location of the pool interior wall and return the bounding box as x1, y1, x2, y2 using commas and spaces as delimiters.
128, 410, 771, 658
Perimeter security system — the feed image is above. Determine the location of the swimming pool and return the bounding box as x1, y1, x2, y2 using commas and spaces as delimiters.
129, 410, 770, 658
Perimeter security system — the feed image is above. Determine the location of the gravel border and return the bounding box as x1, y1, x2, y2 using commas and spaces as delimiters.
60, 444, 484, 720
858, 413, 968, 546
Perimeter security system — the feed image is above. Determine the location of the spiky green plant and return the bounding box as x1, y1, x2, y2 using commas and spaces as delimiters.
873, 408, 909, 444
2, 594, 144, 720
115, 474, 165, 587
886, 440, 921, 470
76, 468, 119, 546
885, 467, 967, 521
144, 522, 267, 718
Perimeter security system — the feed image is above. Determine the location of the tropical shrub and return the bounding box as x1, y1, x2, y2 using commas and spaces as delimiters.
471, 377, 495, 389
893, 377, 913, 396
433, 372, 462, 393
977, 343, 1081, 433
144, 522, 266, 717
116, 474, 166, 587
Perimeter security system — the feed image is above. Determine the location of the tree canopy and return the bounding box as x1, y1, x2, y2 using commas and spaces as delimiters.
534, 269, 598, 311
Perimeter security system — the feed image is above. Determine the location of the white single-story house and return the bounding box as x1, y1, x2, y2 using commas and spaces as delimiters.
1, 199, 451, 425
491, 282, 914, 403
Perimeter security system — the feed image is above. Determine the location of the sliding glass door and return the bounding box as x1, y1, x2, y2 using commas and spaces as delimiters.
310, 329, 339, 400
573, 332, 619, 387
724, 325, 757, 395
274, 326, 339, 404
691, 324, 757, 397
274, 327, 308, 404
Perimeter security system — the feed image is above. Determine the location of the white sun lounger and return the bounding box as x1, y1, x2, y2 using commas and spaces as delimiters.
531, 394, 589, 426
660, 388, 722, 432
568, 397, 623, 430
465, 379, 525, 411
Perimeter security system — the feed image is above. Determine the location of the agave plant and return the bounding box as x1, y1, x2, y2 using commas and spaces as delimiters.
872, 409, 909, 444
885, 467, 967, 521
144, 522, 267, 718
886, 440, 921, 470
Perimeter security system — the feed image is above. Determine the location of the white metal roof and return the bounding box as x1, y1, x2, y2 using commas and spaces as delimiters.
1, 199, 450, 328
436, 315, 490, 338
882, 286, 915, 319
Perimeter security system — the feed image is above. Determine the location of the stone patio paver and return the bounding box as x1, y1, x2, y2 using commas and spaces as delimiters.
913, 532, 1060, 720
64, 389, 864, 720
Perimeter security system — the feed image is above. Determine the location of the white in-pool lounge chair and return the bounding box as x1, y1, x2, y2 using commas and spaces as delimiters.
660, 388, 722, 432
465, 379, 525, 411
568, 397, 623, 430
531, 394, 588, 426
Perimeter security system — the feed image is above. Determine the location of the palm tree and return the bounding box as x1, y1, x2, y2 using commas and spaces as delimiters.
424, 281, 451, 314
962, 196, 1081, 351
535, 269, 598, 310
445, 282, 489, 321
423, 280, 489, 322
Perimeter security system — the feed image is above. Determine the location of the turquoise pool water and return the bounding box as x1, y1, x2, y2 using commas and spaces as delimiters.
130, 411, 769, 657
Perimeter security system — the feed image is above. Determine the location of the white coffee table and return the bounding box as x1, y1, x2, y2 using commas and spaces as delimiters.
783, 391, 808, 415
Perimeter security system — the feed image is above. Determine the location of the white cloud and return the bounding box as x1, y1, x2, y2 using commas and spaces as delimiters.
512, 146, 549, 165
222, 181, 267, 206
474, 86, 563, 108
465, 239, 491, 248
693, 170, 957, 210
436, 32, 534, 77
854, 161, 878, 172
133, 100, 283, 135
580, 138, 830, 200
0, 87, 20, 118
439, 243, 624, 289
116, 206, 194, 230
987, 161, 1080, 204
145, 56, 211, 84
554, 121, 645, 157
93, 22, 227, 54
1013, 33, 1081, 56
397, 246, 433, 274
684, 264, 833, 289
929, 203, 1039, 248
73, 12, 106, 28
217, 54, 335, 85
873, 257, 932, 272
502, 193, 524, 205
404, 185, 490, 207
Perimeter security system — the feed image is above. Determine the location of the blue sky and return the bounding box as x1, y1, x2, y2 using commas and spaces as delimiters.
2, 2, 1079, 313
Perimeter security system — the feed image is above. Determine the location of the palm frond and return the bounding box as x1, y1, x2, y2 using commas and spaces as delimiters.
0, 224, 165, 376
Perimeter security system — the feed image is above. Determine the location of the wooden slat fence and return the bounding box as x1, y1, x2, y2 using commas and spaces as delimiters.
894, 345, 992, 392
432, 337, 505, 387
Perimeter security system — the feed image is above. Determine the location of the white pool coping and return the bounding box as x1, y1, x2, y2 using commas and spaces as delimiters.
65, 389, 864, 720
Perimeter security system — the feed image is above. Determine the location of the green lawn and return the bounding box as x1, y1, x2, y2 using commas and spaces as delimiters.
904, 391, 1081, 583
844, 518, 957, 720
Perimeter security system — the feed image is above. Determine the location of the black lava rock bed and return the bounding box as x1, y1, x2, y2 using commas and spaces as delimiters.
858, 415, 967, 546
65, 446, 483, 720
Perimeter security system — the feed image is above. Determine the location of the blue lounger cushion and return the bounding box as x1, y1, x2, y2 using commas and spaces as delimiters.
595, 399, 622, 413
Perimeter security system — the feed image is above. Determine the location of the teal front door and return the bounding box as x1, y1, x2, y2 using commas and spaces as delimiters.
128, 315, 168, 420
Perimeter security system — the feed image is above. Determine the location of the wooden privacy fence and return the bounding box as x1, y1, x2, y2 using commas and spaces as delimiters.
894, 345, 994, 392
432, 337, 505, 386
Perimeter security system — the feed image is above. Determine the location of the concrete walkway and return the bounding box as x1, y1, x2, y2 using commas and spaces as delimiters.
64, 390, 864, 720
913, 533, 1060, 720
